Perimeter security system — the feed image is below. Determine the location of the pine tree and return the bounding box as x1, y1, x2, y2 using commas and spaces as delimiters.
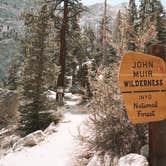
127, 0, 137, 51
19, 4, 57, 136
153, 1, 166, 44
113, 10, 123, 56
113, 10, 131, 56
81, 26, 100, 63
51, 0, 83, 103
98, 13, 116, 66
138, 0, 164, 47
156, 12, 166, 44
138, 0, 166, 51
66, 2, 84, 76
139, 0, 150, 31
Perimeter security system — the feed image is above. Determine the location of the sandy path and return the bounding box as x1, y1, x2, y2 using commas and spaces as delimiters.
0, 94, 88, 166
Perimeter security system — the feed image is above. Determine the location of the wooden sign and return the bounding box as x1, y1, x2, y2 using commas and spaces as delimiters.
119, 51, 166, 123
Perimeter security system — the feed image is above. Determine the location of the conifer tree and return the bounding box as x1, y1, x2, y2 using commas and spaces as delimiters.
66, 2, 84, 76
19, 4, 57, 136
138, 0, 164, 45
51, 0, 83, 103
127, 0, 137, 50
156, 12, 166, 44
81, 26, 100, 64
138, 0, 161, 28
139, 0, 150, 31
99, 13, 116, 66
113, 10, 123, 56
152, 1, 166, 44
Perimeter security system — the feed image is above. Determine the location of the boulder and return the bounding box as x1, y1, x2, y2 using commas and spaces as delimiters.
0, 88, 18, 123
103, 153, 112, 166
111, 156, 119, 166
13, 130, 45, 150
87, 154, 103, 166
13, 139, 23, 151
103, 153, 119, 166
44, 122, 57, 135
87, 152, 119, 166
23, 130, 45, 147
1, 135, 20, 149
140, 145, 149, 159
118, 153, 149, 166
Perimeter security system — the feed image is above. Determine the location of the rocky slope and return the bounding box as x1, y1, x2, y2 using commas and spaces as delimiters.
0, 0, 33, 82
80, 2, 127, 30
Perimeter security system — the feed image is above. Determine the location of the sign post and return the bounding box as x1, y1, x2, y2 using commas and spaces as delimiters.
119, 45, 166, 166
147, 44, 166, 166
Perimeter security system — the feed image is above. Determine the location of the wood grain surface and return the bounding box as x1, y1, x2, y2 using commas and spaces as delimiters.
119, 51, 166, 123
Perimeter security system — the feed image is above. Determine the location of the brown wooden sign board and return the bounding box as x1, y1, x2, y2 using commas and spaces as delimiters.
119, 51, 166, 124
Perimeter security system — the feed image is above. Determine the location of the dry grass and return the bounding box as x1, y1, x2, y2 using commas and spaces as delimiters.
81, 64, 148, 157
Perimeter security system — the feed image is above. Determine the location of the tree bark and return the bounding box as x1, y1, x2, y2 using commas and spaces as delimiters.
148, 44, 166, 166
56, 0, 68, 103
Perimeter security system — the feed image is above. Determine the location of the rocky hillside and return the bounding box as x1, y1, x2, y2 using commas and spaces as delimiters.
80, 2, 127, 30
0, 0, 34, 83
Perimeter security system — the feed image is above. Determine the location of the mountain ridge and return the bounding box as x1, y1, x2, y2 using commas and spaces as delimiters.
80, 2, 127, 30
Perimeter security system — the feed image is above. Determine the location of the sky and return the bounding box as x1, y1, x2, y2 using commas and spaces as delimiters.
82, 0, 166, 8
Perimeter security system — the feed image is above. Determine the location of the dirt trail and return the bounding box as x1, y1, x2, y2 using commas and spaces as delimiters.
0, 93, 88, 166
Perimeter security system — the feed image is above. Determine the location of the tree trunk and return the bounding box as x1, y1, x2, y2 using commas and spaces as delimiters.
56, 0, 68, 104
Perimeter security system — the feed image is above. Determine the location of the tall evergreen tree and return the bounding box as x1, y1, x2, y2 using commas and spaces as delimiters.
19, 4, 57, 136
127, 0, 137, 50
66, 2, 84, 76
51, 0, 83, 103
139, 0, 151, 31
56, 0, 69, 98
138, 0, 164, 46
152, 1, 166, 44
99, 8, 116, 66
113, 10, 123, 56
81, 26, 100, 63
156, 12, 166, 44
